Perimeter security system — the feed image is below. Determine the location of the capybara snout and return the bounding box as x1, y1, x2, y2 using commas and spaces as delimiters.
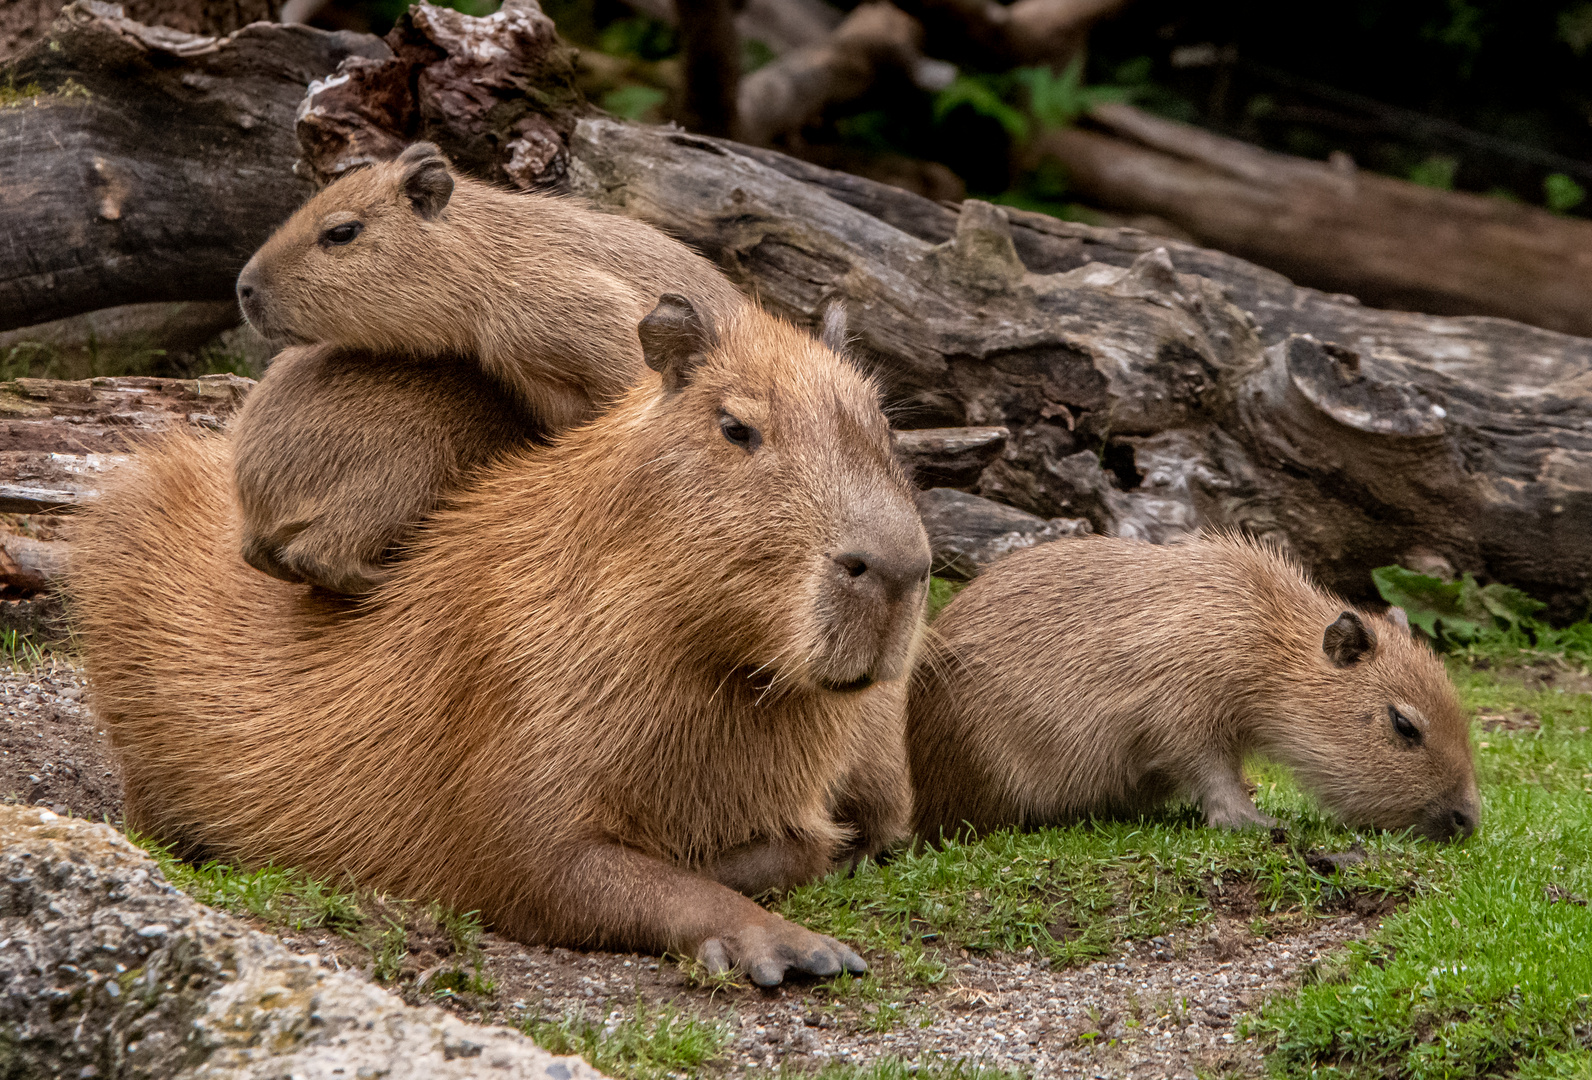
816, 498, 931, 691
636, 295, 928, 694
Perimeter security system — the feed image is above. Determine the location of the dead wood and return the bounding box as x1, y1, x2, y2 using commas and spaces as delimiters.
892, 0, 1127, 67
0, 1, 386, 333
12, 3, 1592, 615
567, 118, 1592, 614
1032, 103, 1592, 337
0, 375, 251, 512
735, 2, 944, 147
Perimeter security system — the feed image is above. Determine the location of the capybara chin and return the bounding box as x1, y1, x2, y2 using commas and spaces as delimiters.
71, 299, 931, 987
231, 142, 748, 596
908, 534, 1479, 844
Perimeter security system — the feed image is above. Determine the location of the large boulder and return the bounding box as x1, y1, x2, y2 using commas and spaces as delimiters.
0, 804, 609, 1080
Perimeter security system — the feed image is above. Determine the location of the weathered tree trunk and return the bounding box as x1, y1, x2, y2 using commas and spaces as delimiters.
1034, 103, 1592, 338
9, 1, 1592, 617
0, 2, 386, 333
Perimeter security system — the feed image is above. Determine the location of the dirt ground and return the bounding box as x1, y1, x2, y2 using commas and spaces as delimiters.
3, 661, 1382, 1079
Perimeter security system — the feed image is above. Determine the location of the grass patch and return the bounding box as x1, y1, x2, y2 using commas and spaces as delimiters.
524, 999, 727, 1080
778, 778, 1447, 980
131, 834, 492, 995
1251, 665, 1592, 1078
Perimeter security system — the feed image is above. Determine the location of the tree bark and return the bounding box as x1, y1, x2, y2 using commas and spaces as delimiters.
567, 118, 1592, 615
0, 2, 387, 333
10, 2, 1592, 616
1032, 103, 1592, 338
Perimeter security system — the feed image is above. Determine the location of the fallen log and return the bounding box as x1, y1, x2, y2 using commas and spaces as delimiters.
892, 0, 1127, 67
13, 3, 1592, 617
1032, 103, 1592, 337
0, 2, 388, 333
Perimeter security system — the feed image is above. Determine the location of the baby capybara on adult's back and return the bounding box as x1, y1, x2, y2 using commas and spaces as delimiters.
72, 299, 930, 986
909, 535, 1479, 842
231, 142, 749, 594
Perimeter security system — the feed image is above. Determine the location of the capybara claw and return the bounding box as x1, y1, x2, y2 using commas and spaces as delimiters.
699, 938, 732, 975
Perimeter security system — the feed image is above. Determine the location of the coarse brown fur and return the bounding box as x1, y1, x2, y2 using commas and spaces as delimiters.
231, 345, 537, 594
71, 307, 930, 985
909, 534, 1480, 843
232, 142, 746, 594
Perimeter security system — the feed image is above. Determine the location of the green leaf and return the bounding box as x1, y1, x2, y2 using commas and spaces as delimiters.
933, 75, 1030, 141
1370, 565, 1487, 642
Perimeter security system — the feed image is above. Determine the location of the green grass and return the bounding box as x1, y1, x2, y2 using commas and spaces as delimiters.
778, 775, 1449, 978
524, 1000, 727, 1080
1250, 665, 1592, 1079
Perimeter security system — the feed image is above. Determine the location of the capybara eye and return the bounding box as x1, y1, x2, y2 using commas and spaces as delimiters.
719, 411, 762, 452
321, 221, 364, 246
1389, 705, 1422, 743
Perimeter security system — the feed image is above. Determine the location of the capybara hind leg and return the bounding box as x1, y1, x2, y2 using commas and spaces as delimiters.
832, 755, 910, 869
706, 835, 834, 896
1195, 762, 1277, 830
278, 534, 395, 596
527, 842, 867, 988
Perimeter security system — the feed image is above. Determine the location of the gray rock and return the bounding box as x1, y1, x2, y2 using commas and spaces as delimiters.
916, 487, 1092, 580
0, 804, 610, 1080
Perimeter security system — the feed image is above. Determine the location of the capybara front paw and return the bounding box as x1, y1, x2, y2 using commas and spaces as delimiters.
1205, 803, 1278, 830
698, 918, 866, 987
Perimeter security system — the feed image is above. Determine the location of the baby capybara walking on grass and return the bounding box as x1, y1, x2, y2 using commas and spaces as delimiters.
909, 534, 1479, 843
72, 299, 930, 986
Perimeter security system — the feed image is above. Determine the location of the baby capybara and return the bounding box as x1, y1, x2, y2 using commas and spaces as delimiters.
909, 534, 1479, 843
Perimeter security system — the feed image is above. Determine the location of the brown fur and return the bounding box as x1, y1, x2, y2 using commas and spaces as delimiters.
231, 344, 537, 594
909, 534, 1480, 843
71, 308, 930, 985
232, 142, 746, 594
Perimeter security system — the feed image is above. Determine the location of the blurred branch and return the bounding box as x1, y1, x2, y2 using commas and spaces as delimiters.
736, 2, 952, 146
676, 0, 739, 137
893, 0, 1129, 67
1031, 102, 1592, 335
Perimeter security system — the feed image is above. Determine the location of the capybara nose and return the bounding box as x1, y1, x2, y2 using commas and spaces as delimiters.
1451, 807, 1476, 840
831, 544, 930, 602
236, 266, 257, 302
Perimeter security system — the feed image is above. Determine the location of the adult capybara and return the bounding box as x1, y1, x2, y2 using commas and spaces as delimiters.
71, 297, 930, 986
231, 141, 747, 593
909, 534, 1479, 843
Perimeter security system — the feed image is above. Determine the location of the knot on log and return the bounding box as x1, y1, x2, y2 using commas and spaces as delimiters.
296, 0, 582, 189
1275, 334, 1447, 439
927, 200, 1027, 292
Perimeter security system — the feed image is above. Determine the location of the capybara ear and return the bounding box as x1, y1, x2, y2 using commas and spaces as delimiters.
639, 294, 716, 392
819, 301, 848, 354
398, 143, 454, 221
1323, 610, 1377, 667
1388, 605, 1412, 635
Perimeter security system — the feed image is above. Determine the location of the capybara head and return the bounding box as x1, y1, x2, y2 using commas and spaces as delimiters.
236, 143, 463, 350
630, 295, 931, 692
1282, 608, 1479, 841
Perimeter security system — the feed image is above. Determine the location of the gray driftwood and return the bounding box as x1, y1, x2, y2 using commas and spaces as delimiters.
9, 2, 1592, 613
0, 1, 387, 332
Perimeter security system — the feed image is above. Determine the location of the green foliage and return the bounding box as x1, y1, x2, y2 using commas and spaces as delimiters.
1559, 3, 1592, 56
597, 16, 677, 62
1371, 565, 1549, 646
1545, 172, 1587, 213
926, 576, 965, 621
1407, 154, 1460, 189
778, 781, 1451, 977
933, 58, 1131, 146
600, 84, 668, 122
133, 836, 365, 933
1256, 783, 1592, 1078
524, 1000, 727, 1080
